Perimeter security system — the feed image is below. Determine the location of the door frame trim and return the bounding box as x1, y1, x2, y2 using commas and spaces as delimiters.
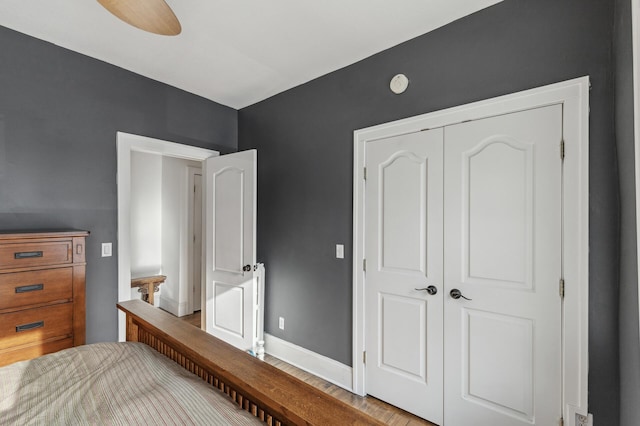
187, 166, 203, 317
352, 77, 590, 425
116, 132, 217, 341
632, 0, 640, 347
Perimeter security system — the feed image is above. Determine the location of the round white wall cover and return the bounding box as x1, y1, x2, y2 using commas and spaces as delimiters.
390, 74, 409, 94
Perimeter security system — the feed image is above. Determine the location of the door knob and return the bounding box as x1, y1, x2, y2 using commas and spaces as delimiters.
415, 285, 437, 295
242, 265, 251, 272
450, 289, 472, 300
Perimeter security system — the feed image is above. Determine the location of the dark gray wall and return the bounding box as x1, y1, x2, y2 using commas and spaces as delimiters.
614, 0, 640, 424
0, 26, 238, 343
239, 0, 619, 423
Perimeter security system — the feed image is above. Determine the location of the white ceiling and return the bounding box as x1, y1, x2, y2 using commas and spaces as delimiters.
0, 0, 502, 109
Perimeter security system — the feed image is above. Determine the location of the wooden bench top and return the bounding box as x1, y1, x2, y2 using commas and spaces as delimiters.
130, 275, 166, 287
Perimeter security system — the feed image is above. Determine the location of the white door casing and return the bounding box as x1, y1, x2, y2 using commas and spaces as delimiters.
353, 77, 589, 426
364, 129, 444, 423
443, 105, 562, 425
204, 150, 258, 351
189, 170, 203, 314
632, 0, 640, 346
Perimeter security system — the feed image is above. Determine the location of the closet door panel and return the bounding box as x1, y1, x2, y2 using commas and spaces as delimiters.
443, 105, 563, 426
364, 129, 444, 425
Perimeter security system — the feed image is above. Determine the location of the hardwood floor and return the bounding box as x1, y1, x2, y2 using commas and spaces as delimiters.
181, 310, 202, 328
180, 311, 436, 426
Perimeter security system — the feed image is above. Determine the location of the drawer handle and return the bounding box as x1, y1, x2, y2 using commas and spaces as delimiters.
16, 321, 44, 332
14, 251, 43, 259
15, 284, 44, 293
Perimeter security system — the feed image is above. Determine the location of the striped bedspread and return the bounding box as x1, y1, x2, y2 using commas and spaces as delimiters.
0, 342, 262, 425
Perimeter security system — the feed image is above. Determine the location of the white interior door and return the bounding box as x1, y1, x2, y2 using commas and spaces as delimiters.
443, 105, 563, 425
364, 129, 444, 424
203, 149, 257, 351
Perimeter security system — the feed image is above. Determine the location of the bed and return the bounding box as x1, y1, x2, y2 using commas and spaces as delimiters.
0, 341, 260, 425
0, 300, 383, 425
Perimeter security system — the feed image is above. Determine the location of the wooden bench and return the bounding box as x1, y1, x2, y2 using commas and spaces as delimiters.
130, 275, 166, 305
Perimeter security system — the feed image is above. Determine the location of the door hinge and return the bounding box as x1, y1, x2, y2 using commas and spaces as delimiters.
560, 140, 565, 161
363, 167, 367, 180
363, 351, 366, 365
363, 259, 366, 271
559, 417, 564, 426
559, 278, 565, 298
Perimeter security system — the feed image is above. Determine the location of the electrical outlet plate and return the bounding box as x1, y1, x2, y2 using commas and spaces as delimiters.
336, 244, 344, 259
278, 317, 284, 330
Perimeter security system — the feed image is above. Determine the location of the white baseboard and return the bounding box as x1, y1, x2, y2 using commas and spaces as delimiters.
264, 333, 353, 392
158, 296, 188, 317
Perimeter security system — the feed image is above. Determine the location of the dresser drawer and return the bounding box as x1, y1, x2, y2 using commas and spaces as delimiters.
0, 241, 73, 269
0, 337, 74, 368
0, 268, 73, 311
0, 303, 73, 350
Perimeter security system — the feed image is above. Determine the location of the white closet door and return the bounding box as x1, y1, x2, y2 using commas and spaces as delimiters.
364, 129, 444, 424
443, 105, 563, 426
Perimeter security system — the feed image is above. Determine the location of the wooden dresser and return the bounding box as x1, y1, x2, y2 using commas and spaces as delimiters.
0, 230, 88, 367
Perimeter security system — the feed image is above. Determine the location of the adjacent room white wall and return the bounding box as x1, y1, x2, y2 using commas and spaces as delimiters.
130, 151, 162, 304
159, 156, 201, 316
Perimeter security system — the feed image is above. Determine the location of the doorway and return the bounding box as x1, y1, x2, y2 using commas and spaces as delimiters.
116, 132, 218, 341
353, 78, 590, 426
129, 152, 202, 316
117, 134, 263, 354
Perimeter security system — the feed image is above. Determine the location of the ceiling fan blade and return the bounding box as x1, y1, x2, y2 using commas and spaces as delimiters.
97, 0, 181, 36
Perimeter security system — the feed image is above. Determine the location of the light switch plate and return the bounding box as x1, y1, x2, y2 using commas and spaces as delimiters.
336, 244, 344, 259
101, 242, 112, 257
